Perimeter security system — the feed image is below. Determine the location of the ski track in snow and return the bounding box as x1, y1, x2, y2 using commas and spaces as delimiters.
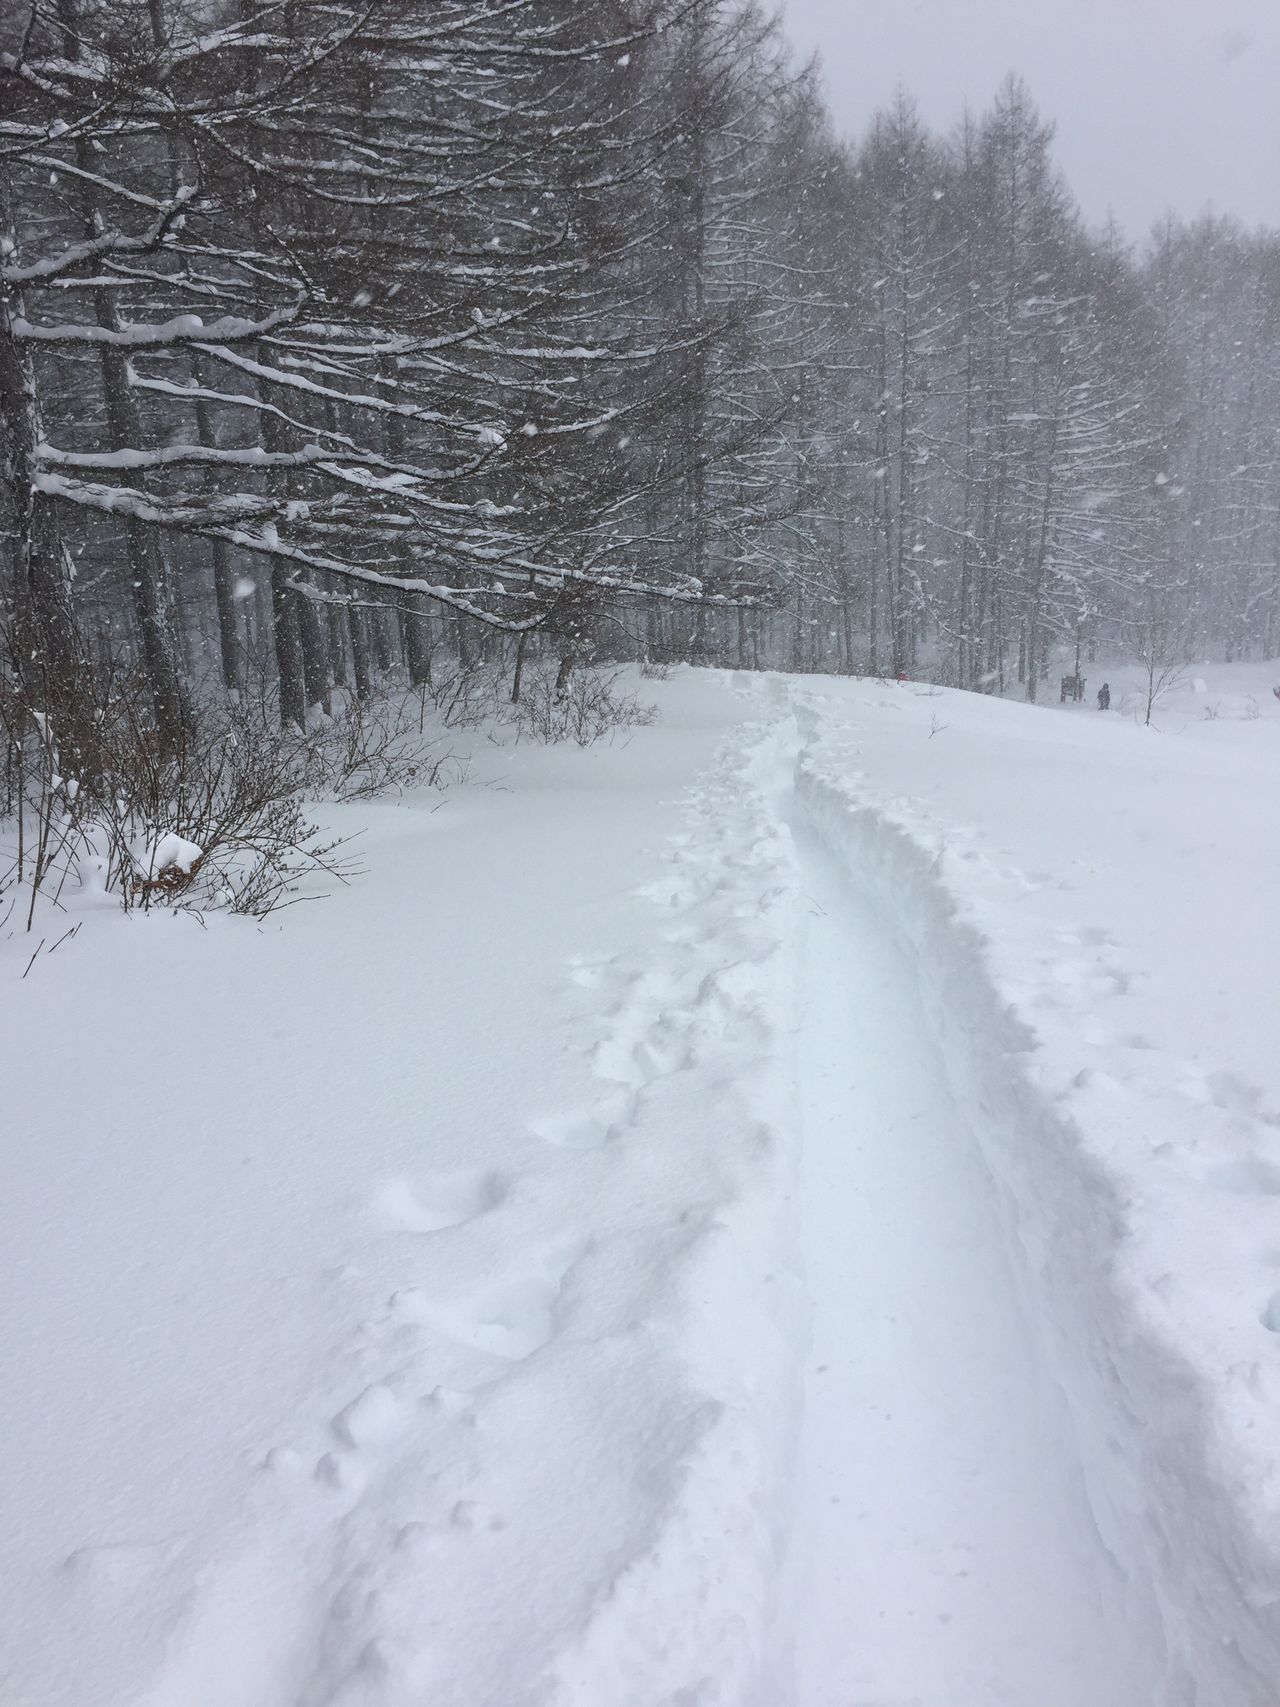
8, 665, 1280, 1705
784, 822, 1155, 1706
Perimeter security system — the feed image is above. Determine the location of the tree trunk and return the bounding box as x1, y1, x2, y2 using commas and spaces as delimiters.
55, 0, 185, 740
0, 264, 80, 698
270, 568, 306, 729
349, 608, 372, 702
297, 590, 331, 714
372, 609, 393, 674
327, 606, 348, 688
403, 596, 432, 686
260, 409, 323, 724
194, 357, 243, 693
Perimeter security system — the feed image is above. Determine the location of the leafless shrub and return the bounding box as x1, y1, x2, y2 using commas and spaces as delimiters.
299, 691, 455, 800
1, 634, 655, 945
0, 667, 448, 924
512, 663, 656, 746
411, 646, 659, 747
410, 651, 509, 730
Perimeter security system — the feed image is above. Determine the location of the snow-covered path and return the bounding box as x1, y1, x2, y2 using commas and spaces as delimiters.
784, 827, 1155, 1706
8, 663, 1280, 1706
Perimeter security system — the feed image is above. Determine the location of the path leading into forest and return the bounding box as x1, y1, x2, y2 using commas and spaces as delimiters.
778, 820, 1159, 1707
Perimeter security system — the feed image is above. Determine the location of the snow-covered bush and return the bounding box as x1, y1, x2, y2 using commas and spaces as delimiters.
410, 653, 511, 731
297, 692, 456, 801
1, 644, 652, 937
402, 646, 659, 746
510, 663, 657, 747
0, 671, 446, 921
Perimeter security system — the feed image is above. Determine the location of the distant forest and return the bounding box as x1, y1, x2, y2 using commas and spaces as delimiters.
4, 0, 1278, 740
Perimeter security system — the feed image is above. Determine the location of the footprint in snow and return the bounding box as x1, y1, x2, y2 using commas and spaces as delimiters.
566, 953, 646, 996
317, 1637, 430, 1707
314, 1452, 368, 1495
308, 1384, 416, 1497
62, 1540, 177, 1591
374, 1171, 506, 1234
529, 1090, 634, 1152
591, 1022, 692, 1089
416, 1248, 581, 1362
1204, 1154, 1280, 1197
450, 1498, 505, 1533
1199, 1069, 1280, 1126
330, 1383, 405, 1449
390, 1498, 505, 1571
432, 1277, 558, 1361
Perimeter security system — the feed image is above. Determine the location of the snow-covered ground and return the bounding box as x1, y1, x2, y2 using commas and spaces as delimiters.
3, 660, 1280, 1705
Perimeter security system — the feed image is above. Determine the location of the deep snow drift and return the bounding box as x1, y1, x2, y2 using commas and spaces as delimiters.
3, 662, 1280, 1706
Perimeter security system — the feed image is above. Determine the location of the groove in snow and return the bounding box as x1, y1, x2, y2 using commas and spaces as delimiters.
780, 822, 1161, 1706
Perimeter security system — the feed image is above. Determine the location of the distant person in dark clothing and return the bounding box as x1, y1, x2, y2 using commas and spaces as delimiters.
1097, 682, 1111, 710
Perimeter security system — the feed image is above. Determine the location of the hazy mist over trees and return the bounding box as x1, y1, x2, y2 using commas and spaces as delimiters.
3, 0, 1277, 742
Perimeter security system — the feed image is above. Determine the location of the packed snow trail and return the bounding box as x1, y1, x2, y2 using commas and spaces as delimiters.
783, 825, 1158, 1706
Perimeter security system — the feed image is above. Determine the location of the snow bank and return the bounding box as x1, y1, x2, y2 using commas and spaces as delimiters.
792, 690, 1280, 1707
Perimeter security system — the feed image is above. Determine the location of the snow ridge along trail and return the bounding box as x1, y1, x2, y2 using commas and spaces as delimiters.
786, 675, 1280, 1707
547, 716, 803, 1705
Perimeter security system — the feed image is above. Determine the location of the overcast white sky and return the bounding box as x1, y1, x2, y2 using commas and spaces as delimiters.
778, 0, 1280, 242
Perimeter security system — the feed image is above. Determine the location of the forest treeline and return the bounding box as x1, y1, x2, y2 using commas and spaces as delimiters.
3, 0, 1279, 741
